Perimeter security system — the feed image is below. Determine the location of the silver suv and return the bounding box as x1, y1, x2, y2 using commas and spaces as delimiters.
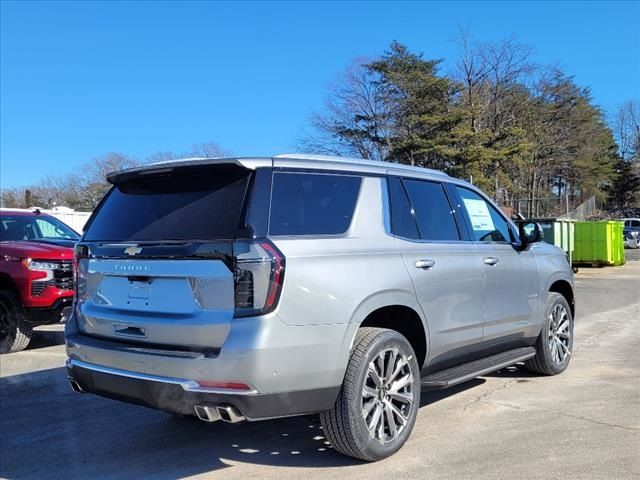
66, 154, 575, 461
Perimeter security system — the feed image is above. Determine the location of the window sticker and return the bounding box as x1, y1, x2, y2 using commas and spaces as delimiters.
462, 198, 495, 231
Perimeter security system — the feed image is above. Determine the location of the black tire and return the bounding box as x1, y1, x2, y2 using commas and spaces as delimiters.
0, 290, 33, 354
320, 327, 421, 461
525, 292, 573, 375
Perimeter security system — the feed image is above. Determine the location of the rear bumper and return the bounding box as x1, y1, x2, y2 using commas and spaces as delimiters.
24, 297, 73, 325
66, 311, 356, 394
66, 358, 339, 420
65, 311, 357, 419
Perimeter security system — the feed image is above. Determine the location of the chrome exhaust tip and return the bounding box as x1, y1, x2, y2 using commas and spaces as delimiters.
194, 405, 222, 422
216, 404, 245, 423
68, 378, 85, 393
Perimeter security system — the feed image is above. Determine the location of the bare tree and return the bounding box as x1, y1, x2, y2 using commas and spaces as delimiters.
453, 29, 490, 132
147, 142, 231, 163
82, 153, 140, 181
187, 142, 230, 158
470, 35, 536, 132
614, 100, 640, 161
73, 153, 140, 209
0, 188, 22, 208
452, 33, 537, 200
38, 173, 85, 207
146, 151, 178, 164
299, 59, 394, 161
607, 101, 640, 208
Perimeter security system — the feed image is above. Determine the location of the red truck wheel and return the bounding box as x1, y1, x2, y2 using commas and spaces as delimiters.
0, 290, 32, 354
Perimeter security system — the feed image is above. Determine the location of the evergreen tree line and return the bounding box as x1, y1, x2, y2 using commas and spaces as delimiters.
301, 38, 640, 217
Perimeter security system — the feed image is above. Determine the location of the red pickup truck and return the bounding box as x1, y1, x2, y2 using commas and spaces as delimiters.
0, 209, 79, 353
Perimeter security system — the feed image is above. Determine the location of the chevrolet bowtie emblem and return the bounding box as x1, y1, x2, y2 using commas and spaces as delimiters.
124, 245, 143, 256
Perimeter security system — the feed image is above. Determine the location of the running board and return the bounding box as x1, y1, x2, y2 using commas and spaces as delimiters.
420, 347, 536, 390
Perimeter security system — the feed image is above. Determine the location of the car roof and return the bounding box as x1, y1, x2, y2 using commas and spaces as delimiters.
106, 153, 456, 184
0, 208, 48, 217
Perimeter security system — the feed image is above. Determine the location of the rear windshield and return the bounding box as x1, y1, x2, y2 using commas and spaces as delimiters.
84, 165, 251, 241
269, 172, 362, 235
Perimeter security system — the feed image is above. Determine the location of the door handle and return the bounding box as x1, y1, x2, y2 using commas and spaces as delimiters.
415, 259, 436, 269
483, 257, 500, 266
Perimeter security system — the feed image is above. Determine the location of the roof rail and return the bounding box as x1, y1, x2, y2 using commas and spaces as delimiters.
273, 153, 448, 177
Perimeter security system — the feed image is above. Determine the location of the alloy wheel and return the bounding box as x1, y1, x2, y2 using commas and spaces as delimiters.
548, 303, 571, 365
362, 347, 414, 444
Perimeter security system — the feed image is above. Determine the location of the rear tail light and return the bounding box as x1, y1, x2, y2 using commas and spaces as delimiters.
74, 244, 89, 301
233, 239, 285, 317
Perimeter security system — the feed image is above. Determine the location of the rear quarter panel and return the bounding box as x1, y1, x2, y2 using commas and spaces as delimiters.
269, 176, 424, 382
270, 177, 419, 328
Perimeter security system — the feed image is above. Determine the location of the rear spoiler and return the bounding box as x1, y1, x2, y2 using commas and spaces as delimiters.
106, 157, 272, 185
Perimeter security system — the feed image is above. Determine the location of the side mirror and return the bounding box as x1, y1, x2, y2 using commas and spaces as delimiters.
518, 221, 543, 246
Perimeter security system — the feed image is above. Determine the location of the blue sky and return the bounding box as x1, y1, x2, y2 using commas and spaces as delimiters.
1, 1, 639, 187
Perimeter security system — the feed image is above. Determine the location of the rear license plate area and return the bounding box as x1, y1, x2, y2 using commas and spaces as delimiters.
92, 372, 153, 406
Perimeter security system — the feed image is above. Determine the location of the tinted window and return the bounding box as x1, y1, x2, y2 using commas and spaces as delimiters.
632, 220, 640, 227
402, 179, 460, 241
388, 177, 420, 239
269, 173, 361, 235
1, 215, 79, 241
84, 166, 251, 241
35, 218, 79, 239
456, 187, 513, 243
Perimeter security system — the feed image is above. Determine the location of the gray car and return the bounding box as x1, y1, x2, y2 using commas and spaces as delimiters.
623, 218, 640, 248
65, 154, 575, 461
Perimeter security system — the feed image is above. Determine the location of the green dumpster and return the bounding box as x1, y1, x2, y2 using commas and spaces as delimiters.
531, 218, 575, 263
573, 221, 625, 266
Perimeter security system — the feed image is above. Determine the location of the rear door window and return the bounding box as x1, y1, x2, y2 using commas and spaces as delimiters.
269, 172, 362, 235
84, 165, 251, 241
401, 179, 460, 241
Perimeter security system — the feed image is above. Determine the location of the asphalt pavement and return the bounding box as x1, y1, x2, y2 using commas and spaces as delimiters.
1, 250, 639, 479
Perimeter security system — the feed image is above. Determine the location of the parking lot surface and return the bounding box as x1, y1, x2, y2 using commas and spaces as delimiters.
1, 250, 639, 480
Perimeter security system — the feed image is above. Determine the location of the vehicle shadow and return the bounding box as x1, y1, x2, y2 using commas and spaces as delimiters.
420, 378, 486, 407
0, 364, 494, 479
0, 366, 354, 479
418, 363, 537, 408
27, 327, 65, 350
417, 362, 538, 406
484, 363, 540, 381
